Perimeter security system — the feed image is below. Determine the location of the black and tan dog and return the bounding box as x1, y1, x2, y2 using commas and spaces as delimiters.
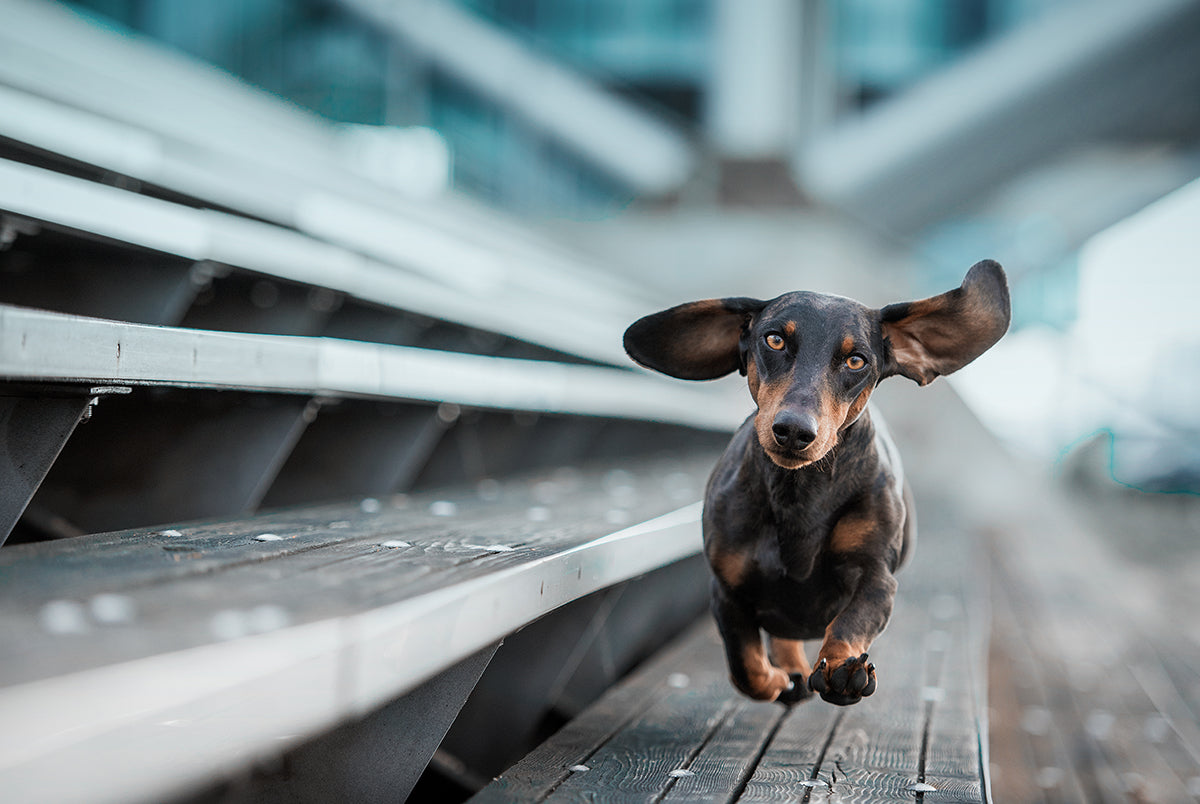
623, 260, 1010, 706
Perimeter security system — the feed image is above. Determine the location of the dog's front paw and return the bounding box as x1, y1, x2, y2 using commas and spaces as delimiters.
807, 653, 876, 706
775, 673, 816, 706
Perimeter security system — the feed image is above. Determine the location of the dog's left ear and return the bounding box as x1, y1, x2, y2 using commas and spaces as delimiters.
624, 297, 767, 380
879, 260, 1011, 386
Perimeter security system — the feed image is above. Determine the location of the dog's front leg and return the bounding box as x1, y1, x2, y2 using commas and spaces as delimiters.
710, 579, 796, 703
809, 562, 897, 705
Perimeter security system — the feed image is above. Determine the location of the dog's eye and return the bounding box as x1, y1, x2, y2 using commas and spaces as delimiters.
845, 355, 866, 371
765, 333, 786, 351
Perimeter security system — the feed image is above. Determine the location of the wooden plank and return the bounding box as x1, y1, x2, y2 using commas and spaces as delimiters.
0, 452, 717, 687
468, 620, 723, 804
988, 541, 1179, 804
730, 705, 841, 804
540, 652, 736, 803
987, 552, 1091, 803
658, 700, 785, 804
735, 591, 931, 802
745, 592, 935, 803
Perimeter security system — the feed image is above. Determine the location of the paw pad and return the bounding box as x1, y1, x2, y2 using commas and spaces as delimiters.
808, 653, 876, 706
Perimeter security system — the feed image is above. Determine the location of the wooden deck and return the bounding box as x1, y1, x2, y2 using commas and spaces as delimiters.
470, 585, 986, 803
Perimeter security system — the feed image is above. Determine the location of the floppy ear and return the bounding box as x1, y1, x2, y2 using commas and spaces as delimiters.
880, 260, 1011, 386
624, 297, 767, 380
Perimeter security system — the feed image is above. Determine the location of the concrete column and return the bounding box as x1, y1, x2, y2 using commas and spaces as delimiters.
709, 0, 805, 158
707, 0, 833, 204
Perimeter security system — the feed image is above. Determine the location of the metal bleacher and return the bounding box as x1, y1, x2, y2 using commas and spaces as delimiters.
0, 2, 747, 802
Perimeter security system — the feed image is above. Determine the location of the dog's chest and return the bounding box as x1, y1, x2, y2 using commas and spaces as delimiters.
729, 513, 851, 630
752, 562, 855, 640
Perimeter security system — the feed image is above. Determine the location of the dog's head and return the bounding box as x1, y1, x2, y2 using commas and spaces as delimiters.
623, 260, 1010, 468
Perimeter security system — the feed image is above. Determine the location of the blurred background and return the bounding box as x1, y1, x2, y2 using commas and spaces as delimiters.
47, 0, 1200, 498
3, 1, 1200, 799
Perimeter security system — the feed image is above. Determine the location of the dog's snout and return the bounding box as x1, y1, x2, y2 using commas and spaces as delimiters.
772, 411, 817, 449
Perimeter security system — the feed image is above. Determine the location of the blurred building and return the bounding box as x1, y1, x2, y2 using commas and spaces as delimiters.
64, 0, 1072, 211
58, 0, 1200, 489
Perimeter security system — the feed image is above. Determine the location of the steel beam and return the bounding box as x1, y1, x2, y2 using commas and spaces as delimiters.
30, 391, 315, 533
796, 0, 1200, 233
0, 390, 92, 545
262, 401, 448, 507
248, 643, 498, 804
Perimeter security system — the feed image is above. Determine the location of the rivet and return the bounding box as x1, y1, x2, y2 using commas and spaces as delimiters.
605, 509, 630, 525
1036, 767, 1062, 789
1085, 709, 1114, 740
1143, 714, 1169, 744
39, 600, 90, 635
667, 673, 690, 689
90, 593, 136, 625
1021, 706, 1051, 736
430, 501, 458, 517
360, 498, 381, 514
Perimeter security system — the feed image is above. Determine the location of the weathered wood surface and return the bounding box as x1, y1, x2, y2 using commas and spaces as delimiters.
988, 535, 1200, 804
0, 451, 716, 688
472, 591, 985, 804
883, 377, 1200, 802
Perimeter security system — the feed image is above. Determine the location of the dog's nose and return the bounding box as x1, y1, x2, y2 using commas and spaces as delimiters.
772, 411, 817, 449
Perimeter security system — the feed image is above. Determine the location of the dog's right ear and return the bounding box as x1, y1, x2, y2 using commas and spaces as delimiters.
624, 297, 767, 380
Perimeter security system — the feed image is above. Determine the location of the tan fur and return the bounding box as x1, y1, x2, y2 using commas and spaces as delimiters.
830, 515, 874, 553
840, 385, 873, 430
709, 548, 750, 588
738, 641, 792, 701
769, 637, 813, 676
818, 625, 869, 667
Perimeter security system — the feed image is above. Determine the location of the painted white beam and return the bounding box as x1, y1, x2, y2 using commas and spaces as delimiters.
0, 0, 656, 318
0, 305, 749, 432
0, 157, 638, 366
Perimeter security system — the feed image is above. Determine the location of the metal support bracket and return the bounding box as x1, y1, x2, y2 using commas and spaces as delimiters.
0, 385, 129, 546
233, 642, 499, 803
